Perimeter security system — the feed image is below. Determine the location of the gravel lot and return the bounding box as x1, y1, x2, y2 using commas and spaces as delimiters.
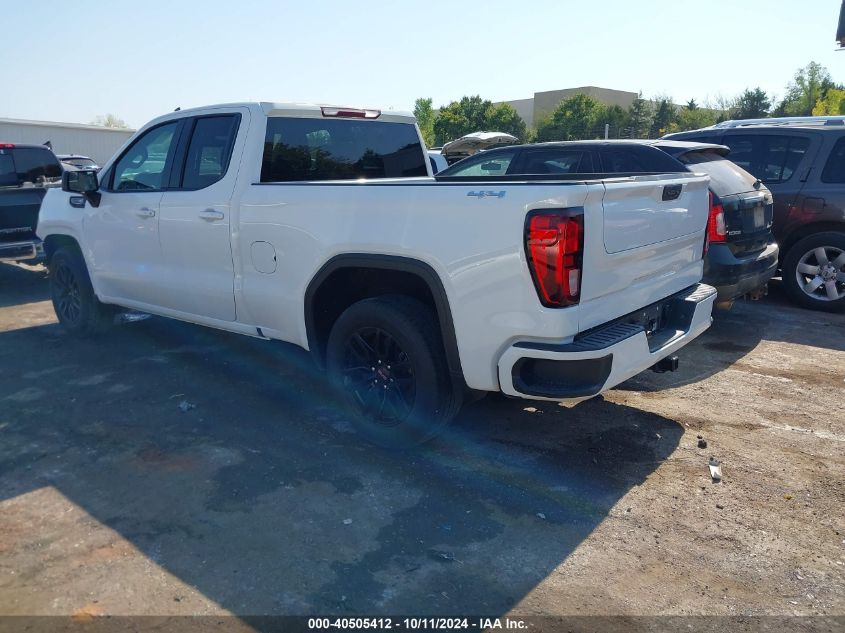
0, 262, 843, 623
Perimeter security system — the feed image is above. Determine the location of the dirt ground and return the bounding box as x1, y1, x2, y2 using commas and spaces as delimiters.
0, 261, 843, 625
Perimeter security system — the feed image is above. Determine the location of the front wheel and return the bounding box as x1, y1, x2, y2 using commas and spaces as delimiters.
325, 296, 461, 448
50, 247, 114, 335
782, 232, 845, 312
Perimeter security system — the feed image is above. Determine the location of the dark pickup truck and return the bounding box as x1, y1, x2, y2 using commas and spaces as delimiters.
0, 143, 62, 263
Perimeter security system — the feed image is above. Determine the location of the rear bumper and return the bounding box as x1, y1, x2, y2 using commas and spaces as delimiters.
497, 283, 716, 402
0, 239, 43, 263
703, 242, 779, 301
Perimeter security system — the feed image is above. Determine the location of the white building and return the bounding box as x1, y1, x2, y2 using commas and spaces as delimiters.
0, 118, 135, 166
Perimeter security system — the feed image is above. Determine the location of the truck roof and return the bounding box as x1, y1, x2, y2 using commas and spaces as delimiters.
144, 102, 416, 126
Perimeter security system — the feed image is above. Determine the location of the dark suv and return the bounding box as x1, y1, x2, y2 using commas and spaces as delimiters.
438, 140, 778, 305
0, 143, 62, 263
664, 119, 845, 311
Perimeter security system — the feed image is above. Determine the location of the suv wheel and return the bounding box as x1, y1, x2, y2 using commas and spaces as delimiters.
325, 295, 461, 448
50, 247, 114, 335
782, 232, 845, 312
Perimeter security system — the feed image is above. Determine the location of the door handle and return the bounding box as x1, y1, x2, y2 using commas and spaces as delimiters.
199, 209, 225, 221
136, 207, 156, 218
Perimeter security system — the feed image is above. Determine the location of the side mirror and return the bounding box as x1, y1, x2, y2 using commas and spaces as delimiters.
63, 169, 99, 194
62, 169, 101, 207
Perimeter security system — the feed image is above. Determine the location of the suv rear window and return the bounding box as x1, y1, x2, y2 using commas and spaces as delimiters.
821, 137, 845, 183
261, 117, 427, 182
675, 150, 760, 196
723, 135, 810, 183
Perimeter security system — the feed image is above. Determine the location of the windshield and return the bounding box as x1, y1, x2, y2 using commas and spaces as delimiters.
63, 157, 98, 168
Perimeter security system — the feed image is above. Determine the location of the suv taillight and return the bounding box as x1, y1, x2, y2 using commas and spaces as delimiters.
525, 209, 584, 308
707, 191, 726, 246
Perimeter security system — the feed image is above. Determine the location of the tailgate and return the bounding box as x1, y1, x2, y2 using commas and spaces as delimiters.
578, 174, 710, 331
721, 190, 774, 256
0, 188, 45, 244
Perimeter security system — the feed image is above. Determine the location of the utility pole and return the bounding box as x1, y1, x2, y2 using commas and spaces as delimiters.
604, 123, 610, 139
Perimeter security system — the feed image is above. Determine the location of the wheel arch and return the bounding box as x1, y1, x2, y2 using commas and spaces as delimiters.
304, 254, 466, 389
43, 233, 83, 263
781, 221, 845, 261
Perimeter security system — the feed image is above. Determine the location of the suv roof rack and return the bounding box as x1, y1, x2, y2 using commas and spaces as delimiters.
712, 115, 845, 129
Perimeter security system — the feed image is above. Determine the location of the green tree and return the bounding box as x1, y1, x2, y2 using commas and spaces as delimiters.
685, 99, 699, 111
536, 93, 604, 141
413, 98, 436, 147
91, 113, 129, 129
780, 62, 835, 116
812, 87, 845, 115
485, 102, 528, 141
649, 98, 677, 138
598, 104, 629, 138
432, 95, 492, 146
731, 88, 771, 119
627, 92, 653, 138
667, 106, 717, 133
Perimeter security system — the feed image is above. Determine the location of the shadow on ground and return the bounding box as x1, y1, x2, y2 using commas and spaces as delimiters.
0, 309, 683, 616
0, 263, 48, 308
617, 278, 845, 394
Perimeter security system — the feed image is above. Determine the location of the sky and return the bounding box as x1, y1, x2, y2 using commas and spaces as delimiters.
2, 0, 843, 129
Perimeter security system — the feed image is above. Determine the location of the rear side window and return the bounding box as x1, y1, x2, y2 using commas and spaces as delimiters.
517, 149, 594, 174
599, 146, 686, 173
181, 115, 239, 189
9, 148, 61, 184
438, 150, 518, 177
723, 134, 810, 183
677, 150, 760, 196
0, 152, 16, 187
821, 137, 845, 183
261, 117, 427, 182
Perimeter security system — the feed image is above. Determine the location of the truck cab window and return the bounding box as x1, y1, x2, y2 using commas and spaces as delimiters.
181, 115, 239, 189
111, 122, 179, 191
0, 153, 16, 187
260, 117, 426, 182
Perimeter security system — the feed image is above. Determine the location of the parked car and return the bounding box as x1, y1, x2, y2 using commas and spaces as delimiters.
0, 143, 62, 263
439, 140, 778, 306
441, 131, 519, 164
37, 102, 715, 447
664, 117, 845, 311
57, 154, 100, 172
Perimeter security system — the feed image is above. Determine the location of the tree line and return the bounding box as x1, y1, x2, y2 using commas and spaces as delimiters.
414, 62, 844, 147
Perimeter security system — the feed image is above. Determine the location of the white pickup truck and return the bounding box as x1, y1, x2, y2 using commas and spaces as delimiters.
37, 102, 716, 446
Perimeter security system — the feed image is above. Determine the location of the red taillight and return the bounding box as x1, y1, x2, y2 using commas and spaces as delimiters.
525, 209, 584, 308
0, 143, 15, 149
320, 106, 381, 119
707, 191, 726, 244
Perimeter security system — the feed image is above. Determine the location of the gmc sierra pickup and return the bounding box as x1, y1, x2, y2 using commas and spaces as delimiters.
37, 102, 716, 446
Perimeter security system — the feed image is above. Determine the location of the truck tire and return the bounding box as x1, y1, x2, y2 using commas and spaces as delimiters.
782, 232, 845, 312
49, 247, 114, 336
325, 295, 461, 448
